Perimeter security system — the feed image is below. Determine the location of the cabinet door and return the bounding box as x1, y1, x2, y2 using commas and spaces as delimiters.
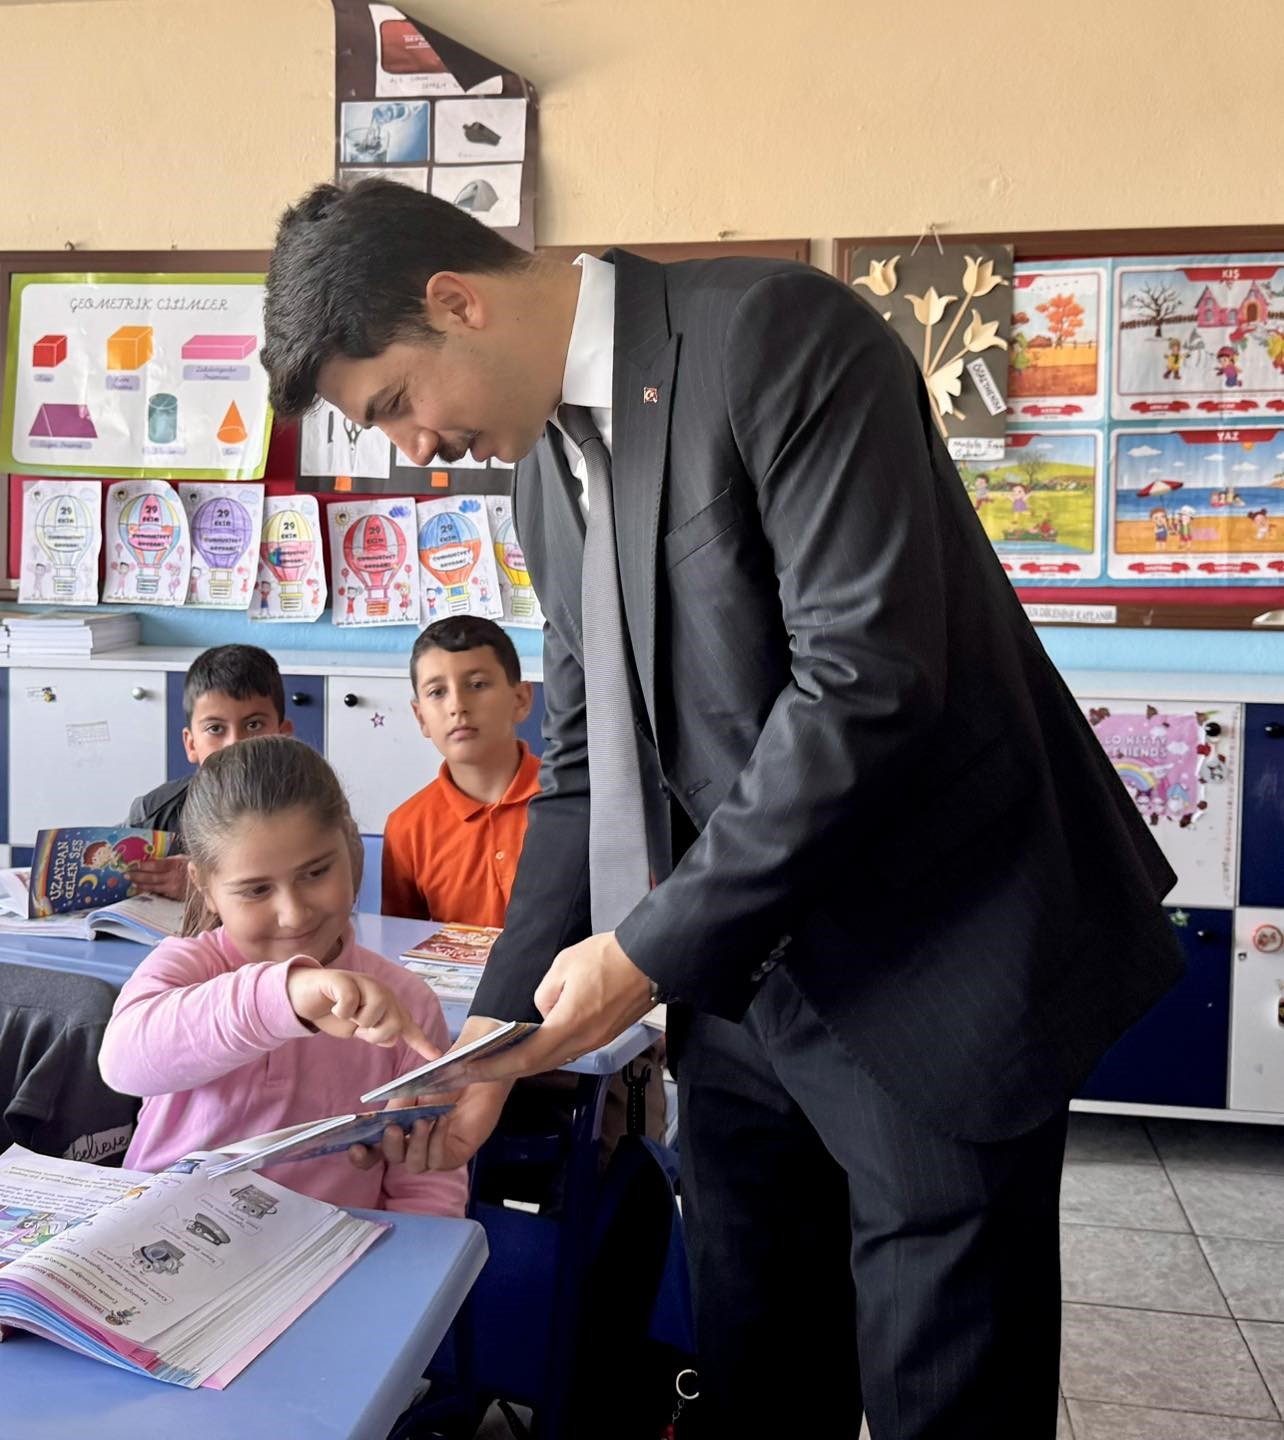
1079, 697, 1242, 908
1229, 907, 1284, 1113
165, 671, 328, 781
1240, 705, 1284, 909
326, 677, 442, 834
1077, 907, 1231, 1110
8, 667, 168, 844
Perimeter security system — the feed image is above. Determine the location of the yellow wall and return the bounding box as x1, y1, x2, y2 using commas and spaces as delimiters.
1, 0, 1281, 256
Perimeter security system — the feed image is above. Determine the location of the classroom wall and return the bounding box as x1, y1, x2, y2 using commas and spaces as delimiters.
2, 0, 1283, 673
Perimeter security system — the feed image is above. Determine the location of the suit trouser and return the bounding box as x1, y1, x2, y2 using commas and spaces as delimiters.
676, 964, 1068, 1439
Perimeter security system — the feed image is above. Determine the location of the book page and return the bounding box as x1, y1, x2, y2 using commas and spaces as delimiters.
0, 1148, 152, 1268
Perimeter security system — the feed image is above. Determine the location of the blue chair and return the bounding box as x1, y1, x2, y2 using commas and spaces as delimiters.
355, 833, 383, 914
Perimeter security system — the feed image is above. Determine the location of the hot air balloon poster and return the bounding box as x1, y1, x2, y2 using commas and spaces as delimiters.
485, 496, 544, 629
19, 478, 103, 606
416, 497, 502, 622
179, 482, 264, 609
328, 498, 420, 628
252, 494, 326, 622
102, 481, 191, 605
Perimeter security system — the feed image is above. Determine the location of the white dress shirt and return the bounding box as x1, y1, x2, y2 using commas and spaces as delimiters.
551, 253, 616, 514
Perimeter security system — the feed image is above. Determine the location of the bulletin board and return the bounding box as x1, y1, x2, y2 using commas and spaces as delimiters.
0, 249, 273, 594
835, 226, 1284, 630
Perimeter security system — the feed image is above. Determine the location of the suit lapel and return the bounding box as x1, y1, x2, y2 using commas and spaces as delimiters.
606, 249, 677, 744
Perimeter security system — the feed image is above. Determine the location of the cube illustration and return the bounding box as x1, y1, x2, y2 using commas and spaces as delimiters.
33, 334, 67, 368
107, 325, 154, 371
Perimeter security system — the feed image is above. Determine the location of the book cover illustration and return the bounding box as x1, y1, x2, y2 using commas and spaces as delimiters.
404, 923, 501, 965
28, 826, 172, 918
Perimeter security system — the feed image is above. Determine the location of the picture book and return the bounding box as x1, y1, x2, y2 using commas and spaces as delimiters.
203, 1102, 455, 1178
0, 868, 183, 942
361, 1020, 539, 1104
0, 1147, 384, 1388
26, 826, 172, 918
399, 923, 500, 1003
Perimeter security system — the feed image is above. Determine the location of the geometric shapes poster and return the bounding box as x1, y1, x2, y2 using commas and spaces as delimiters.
2, 273, 270, 479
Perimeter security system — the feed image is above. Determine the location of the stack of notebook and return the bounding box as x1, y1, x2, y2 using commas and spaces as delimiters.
5, 610, 140, 657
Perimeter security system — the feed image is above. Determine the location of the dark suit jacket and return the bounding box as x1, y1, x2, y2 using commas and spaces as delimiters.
471, 251, 1185, 1143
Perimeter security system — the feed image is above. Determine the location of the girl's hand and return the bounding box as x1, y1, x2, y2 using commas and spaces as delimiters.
286, 966, 439, 1060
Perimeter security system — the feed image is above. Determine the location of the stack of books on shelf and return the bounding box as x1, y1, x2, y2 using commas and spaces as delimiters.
5, 610, 140, 657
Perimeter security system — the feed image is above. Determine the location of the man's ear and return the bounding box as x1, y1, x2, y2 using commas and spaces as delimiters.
424, 271, 483, 331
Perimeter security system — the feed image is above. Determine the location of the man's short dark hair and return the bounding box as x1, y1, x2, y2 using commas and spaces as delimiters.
261, 178, 531, 419
183, 644, 286, 723
410, 616, 522, 691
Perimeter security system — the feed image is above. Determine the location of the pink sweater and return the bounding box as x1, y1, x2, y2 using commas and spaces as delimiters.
99, 926, 468, 1217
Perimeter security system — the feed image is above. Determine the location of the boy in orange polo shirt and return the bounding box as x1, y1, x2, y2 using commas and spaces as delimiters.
383, 615, 664, 1153
382, 616, 539, 926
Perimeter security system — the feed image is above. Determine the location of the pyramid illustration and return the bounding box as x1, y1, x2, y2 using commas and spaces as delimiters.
217, 402, 249, 445
29, 403, 97, 439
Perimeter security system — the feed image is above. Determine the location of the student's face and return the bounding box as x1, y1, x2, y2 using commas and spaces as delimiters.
316, 272, 558, 469
411, 645, 532, 769
183, 692, 292, 766
195, 809, 354, 966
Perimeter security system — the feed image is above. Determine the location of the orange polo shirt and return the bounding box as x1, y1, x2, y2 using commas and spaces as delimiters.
381, 743, 543, 927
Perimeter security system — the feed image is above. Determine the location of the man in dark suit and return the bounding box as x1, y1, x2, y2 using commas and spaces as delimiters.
262, 179, 1184, 1437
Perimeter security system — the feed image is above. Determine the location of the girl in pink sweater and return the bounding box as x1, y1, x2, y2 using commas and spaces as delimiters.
99, 736, 467, 1217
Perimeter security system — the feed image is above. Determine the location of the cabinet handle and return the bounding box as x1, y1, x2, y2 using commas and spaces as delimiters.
290, 692, 311, 706
343, 693, 359, 708
1265, 722, 1284, 739
1203, 721, 1221, 738
131, 686, 148, 701
1194, 929, 1218, 943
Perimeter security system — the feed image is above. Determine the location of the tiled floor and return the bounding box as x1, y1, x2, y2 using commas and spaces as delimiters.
1058, 1112, 1284, 1438
474, 1114, 1284, 1438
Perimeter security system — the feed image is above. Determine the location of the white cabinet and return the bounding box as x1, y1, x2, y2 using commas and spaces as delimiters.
325, 676, 442, 834
1229, 908, 1284, 1113
7, 667, 167, 844
1080, 697, 1242, 909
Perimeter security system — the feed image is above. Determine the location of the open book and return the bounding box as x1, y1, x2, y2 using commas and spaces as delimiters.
362, 1020, 540, 1104
0, 1146, 384, 1389
202, 1102, 455, 1178
0, 869, 183, 943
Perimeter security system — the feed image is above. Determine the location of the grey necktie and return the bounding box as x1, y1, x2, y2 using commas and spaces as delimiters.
557, 403, 651, 931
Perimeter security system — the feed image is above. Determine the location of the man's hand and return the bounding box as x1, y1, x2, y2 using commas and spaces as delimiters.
348, 1015, 512, 1175
129, 855, 190, 900
451, 931, 653, 1087
286, 965, 438, 1059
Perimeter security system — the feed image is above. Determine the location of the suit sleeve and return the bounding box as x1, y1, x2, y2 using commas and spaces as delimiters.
470, 502, 593, 1021
616, 272, 948, 1011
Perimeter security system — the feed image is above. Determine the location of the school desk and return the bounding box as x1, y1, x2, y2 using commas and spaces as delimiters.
0, 1208, 487, 1440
